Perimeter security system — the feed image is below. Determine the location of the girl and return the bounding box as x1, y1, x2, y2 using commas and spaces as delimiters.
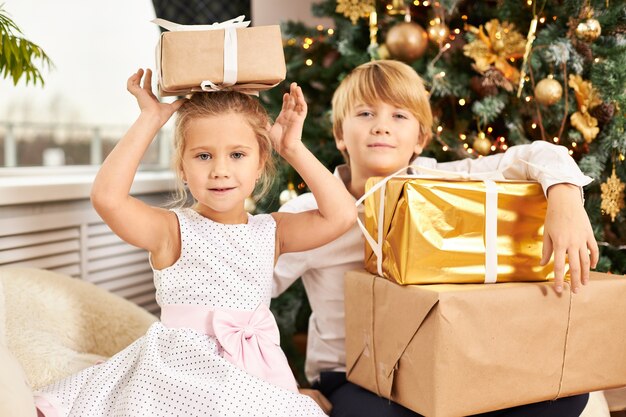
34, 68, 356, 417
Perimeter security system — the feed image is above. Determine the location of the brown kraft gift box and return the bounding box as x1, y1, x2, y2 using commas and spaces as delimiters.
345, 269, 626, 417
156, 23, 286, 96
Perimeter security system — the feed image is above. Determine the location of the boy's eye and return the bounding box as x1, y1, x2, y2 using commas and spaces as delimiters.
394, 113, 409, 120
231, 152, 245, 159
197, 153, 211, 160
357, 111, 373, 117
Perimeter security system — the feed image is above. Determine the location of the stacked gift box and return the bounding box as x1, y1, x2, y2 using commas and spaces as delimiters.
346, 175, 626, 417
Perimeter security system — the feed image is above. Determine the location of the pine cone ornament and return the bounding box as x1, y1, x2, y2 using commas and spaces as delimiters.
573, 40, 594, 63
483, 68, 515, 92
589, 102, 616, 125
470, 76, 498, 97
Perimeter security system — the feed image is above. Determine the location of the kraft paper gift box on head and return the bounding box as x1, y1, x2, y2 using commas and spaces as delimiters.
344, 269, 626, 417
153, 16, 286, 97
358, 170, 557, 285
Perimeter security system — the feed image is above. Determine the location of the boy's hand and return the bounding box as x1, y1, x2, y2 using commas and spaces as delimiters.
127, 68, 186, 126
298, 388, 332, 415
270, 82, 307, 156
542, 183, 599, 294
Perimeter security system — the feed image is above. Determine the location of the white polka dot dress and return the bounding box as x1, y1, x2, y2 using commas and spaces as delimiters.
35, 208, 327, 417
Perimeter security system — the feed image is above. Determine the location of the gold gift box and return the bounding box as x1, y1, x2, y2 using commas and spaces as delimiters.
156, 22, 286, 96
345, 270, 626, 417
363, 176, 555, 284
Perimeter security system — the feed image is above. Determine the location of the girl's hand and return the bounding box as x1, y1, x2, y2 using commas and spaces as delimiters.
126, 68, 186, 126
270, 82, 307, 156
541, 183, 599, 294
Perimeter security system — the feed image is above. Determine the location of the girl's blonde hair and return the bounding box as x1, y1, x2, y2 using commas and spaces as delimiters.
331, 60, 433, 164
170, 92, 276, 207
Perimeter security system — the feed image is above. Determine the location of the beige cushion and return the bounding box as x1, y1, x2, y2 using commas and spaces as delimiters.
1, 267, 157, 389
0, 277, 36, 417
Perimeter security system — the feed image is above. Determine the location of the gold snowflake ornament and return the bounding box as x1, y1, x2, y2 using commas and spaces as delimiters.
336, 0, 375, 25
463, 19, 527, 83
601, 167, 625, 222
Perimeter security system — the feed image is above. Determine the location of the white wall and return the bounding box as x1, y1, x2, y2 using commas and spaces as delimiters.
0, 0, 159, 127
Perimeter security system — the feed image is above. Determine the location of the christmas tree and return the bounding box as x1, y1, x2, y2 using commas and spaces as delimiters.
260, 0, 625, 384
259, 0, 626, 273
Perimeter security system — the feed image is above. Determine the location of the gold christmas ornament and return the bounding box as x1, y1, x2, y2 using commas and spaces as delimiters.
244, 197, 257, 213
472, 132, 492, 156
600, 166, 625, 222
377, 44, 391, 60
534, 76, 563, 106
385, 21, 429, 63
575, 18, 602, 42
336, 0, 375, 25
428, 22, 450, 44
279, 183, 298, 206
568, 74, 602, 142
463, 19, 527, 84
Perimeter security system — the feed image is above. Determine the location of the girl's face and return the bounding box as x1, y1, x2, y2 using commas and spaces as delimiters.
181, 112, 264, 224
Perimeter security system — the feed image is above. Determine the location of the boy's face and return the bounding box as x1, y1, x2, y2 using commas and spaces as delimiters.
336, 101, 423, 179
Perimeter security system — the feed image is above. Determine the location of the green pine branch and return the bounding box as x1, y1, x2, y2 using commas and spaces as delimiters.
0, 4, 53, 86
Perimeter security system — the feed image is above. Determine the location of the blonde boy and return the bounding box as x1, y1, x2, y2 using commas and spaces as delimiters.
274, 60, 596, 416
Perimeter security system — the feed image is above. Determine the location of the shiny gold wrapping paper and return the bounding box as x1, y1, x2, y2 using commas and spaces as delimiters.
364, 177, 555, 284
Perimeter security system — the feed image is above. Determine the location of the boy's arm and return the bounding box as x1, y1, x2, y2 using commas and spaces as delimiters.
273, 252, 308, 297
434, 141, 592, 193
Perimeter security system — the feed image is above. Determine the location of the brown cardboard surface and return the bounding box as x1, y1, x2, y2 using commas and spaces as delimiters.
157, 25, 285, 96
345, 270, 626, 417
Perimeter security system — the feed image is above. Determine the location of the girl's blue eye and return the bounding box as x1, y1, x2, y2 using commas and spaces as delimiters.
198, 153, 211, 160
231, 152, 245, 159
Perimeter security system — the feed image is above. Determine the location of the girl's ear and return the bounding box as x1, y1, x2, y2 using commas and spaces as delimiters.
257, 154, 266, 180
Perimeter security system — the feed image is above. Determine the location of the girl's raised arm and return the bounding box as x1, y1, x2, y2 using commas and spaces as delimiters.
91, 69, 186, 256
270, 83, 357, 255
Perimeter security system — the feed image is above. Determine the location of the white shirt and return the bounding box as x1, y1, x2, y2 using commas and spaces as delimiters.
272, 141, 593, 384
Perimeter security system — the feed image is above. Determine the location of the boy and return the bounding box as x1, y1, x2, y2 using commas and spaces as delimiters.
274, 60, 598, 416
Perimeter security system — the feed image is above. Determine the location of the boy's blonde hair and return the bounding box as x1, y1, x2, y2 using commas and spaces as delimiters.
331, 60, 433, 163
170, 92, 276, 207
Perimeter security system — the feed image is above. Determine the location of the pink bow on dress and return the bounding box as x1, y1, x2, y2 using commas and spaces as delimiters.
213, 305, 298, 392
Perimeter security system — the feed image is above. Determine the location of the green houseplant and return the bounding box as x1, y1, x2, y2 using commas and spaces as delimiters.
0, 4, 52, 86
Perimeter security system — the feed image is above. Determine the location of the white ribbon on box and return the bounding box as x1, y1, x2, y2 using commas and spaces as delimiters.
152, 16, 251, 92
354, 160, 565, 284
